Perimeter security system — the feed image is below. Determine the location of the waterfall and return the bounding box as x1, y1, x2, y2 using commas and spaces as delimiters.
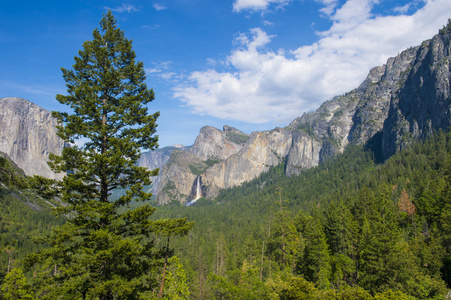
194, 176, 201, 200
186, 176, 202, 206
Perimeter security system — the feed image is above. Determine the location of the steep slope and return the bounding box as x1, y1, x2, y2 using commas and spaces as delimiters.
288, 44, 418, 151
189, 125, 247, 160
138, 144, 188, 193
382, 28, 451, 158
0, 152, 64, 271
0, 97, 65, 179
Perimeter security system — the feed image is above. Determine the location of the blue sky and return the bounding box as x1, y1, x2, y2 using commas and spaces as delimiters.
1, 0, 451, 148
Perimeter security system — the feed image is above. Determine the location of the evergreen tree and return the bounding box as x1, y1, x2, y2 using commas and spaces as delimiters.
158, 256, 190, 300
1, 268, 34, 300
25, 11, 193, 299
324, 201, 356, 288
300, 208, 331, 289
266, 189, 299, 272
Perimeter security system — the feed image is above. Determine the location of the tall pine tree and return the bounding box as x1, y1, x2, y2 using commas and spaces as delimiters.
25, 11, 193, 299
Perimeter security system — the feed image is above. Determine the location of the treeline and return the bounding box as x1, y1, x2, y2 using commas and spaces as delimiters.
153, 131, 451, 299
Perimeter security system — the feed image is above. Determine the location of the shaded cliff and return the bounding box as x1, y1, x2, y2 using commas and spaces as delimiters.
138, 144, 188, 193
382, 29, 451, 158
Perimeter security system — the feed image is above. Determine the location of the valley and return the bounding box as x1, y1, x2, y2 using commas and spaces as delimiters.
1, 16, 451, 300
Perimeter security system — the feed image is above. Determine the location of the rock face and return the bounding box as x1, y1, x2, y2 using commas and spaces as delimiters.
0, 97, 65, 179
155, 126, 248, 204
189, 125, 247, 160
150, 26, 451, 204
156, 149, 208, 204
382, 32, 451, 158
288, 44, 419, 154
138, 144, 188, 192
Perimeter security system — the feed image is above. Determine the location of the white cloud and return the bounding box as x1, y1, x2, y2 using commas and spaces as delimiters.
206, 58, 217, 66
153, 3, 168, 11
105, 4, 139, 13
145, 68, 161, 73
233, 0, 292, 12
146, 62, 183, 81
316, 0, 339, 16
394, 3, 412, 14
174, 0, 451, 124
142, 24, 161, 29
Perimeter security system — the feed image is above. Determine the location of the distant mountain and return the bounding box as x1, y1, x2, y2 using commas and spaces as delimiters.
137, 144, 189, 193
152, 125, 248, 204
0, 97, 65, 179
148, 24, 451, 204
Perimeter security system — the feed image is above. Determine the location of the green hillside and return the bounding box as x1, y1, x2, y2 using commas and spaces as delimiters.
152, 131, 451, 299
2, 131, 451, 298
0, 154, 63, 281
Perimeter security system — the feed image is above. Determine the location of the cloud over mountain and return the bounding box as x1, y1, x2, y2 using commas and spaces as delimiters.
174, 0, 451, 124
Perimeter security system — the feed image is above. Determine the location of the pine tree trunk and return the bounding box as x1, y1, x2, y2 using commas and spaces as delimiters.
260, 241, 265, 281
100, 97, 108, 203
158, 237, 170, 298
216, 239, 219, 275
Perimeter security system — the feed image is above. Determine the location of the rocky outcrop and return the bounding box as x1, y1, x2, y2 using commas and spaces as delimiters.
382, 31, 451, 158
154, 126, 249, 203
155, 149, 208, 204
0, 97, 65, 179
189, 125, 248, 160
288, 44, 419, 152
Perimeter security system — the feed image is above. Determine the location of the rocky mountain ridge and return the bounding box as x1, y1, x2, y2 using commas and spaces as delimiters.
147, 26, 451, 204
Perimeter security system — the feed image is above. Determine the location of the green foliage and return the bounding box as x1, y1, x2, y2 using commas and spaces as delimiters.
188, 157, 220, 175
439, 19, 451, 35
152, 131, 451, 299
188, 162, 208, 175
266, 273, 318, 299
28, 176, 59, 201
205, 157, 222, 167
291, 123, 315, 137
299, 209, 331, 289
6, 114, 451, 298
158, 256, 190, 300
0, 154, 27, 188
210, 260, 267, 299
1, 268, 34, 300
0, 168, 63, 276
24, 11, 193, 299
225, 131, 249, 145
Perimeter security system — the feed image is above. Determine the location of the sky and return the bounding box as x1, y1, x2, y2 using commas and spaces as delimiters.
1, 0, 451, 148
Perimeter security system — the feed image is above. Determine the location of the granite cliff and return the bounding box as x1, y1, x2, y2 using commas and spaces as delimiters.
137, 144, 188, 193
0, 97, 65, 179
154, 126, 248, 204
152, 24, 451, 204
382, 28, 451, 158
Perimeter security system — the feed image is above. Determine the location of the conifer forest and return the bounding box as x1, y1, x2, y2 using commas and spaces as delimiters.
1, 11, 451, 300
